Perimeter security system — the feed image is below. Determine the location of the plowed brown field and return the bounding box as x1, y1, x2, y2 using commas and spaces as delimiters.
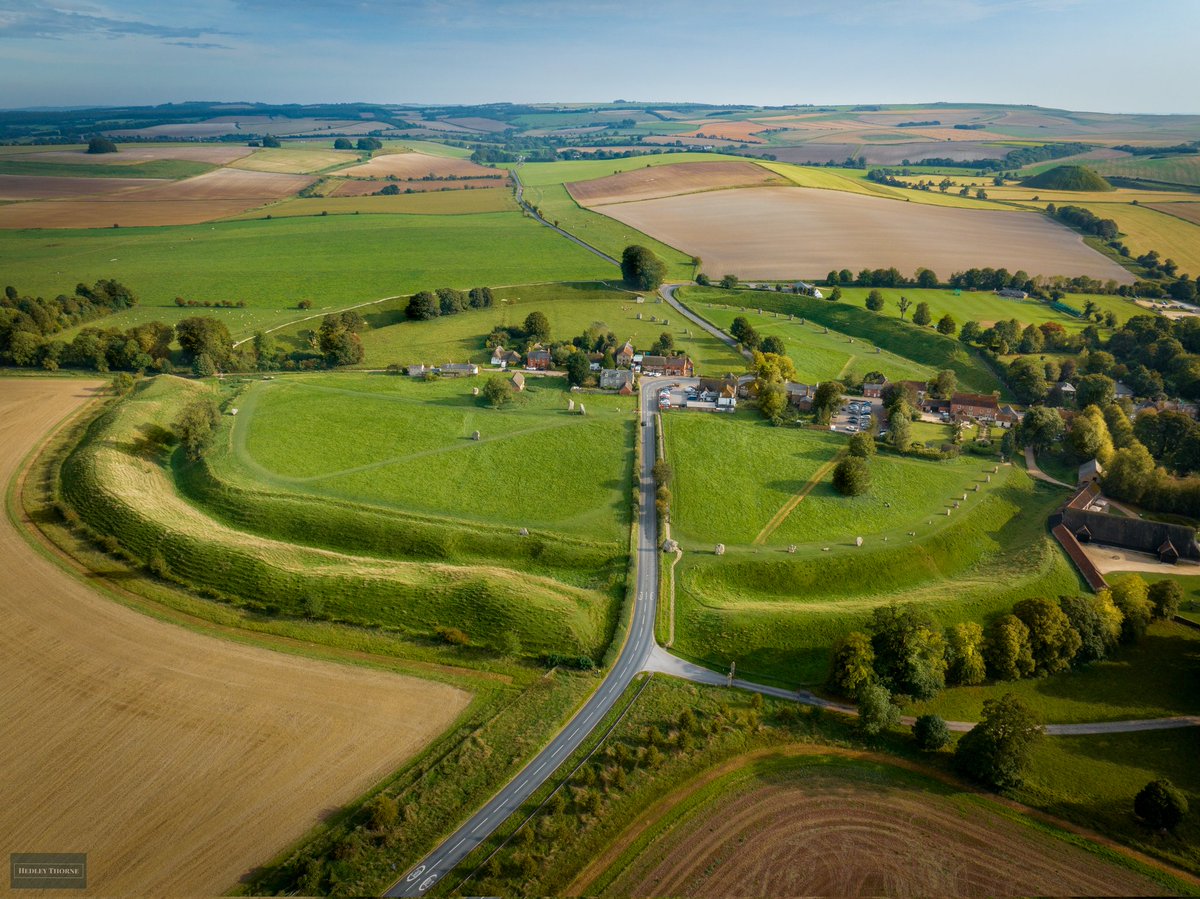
675, 121, 769, 143
0, 169, 312, 228
0, 174, 167, 200
1148, 203, 1200, 227
567, 161, 784, 206
607, 765, 1168, 897
336, 151, 501, 180
594, 186, 1134, 282
0, 380, 469, 896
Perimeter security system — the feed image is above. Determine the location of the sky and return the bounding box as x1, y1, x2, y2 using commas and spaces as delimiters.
0, 0, 1197, 113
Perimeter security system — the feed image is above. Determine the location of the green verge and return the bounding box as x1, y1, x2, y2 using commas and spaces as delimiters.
0, 158, 216, 179
677, 285, 1004, 396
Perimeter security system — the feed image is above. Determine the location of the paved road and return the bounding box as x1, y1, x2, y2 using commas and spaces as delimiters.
511, 165, 620, 266
1024, 445, 1074, 489
384, 380, 662, 897
660, 283, 752, 361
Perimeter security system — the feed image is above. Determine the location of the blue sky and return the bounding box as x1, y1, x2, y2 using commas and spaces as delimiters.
0, 0, 1196, 113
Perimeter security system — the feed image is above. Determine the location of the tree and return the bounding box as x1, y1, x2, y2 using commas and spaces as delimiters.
856, 682, 899, 737
955, 693, 1043, 790
356, 137, 383, 151
620, 245, 667, 291
1019, 406, 1064, 451
565, 352, 590, 386
1018, 324, 1044, 354
366, 793, 399, 830
651, 330, 676, 355
960, 320, 983, 344
110, 372, 135, 395
1059, 593, 1123, 664
829, 286, 842, 301
1149, 580, 1183, 620
1076, 373, 1116, 410
897, 296, 912, 320
865, 290, 885, 311
175, 317, 232, 366
985, 614, 1035, 680
87, 136, 117, 154
523, 310, 551, 342
173, 395, 220, 461
936, 314, 957, 336
1104, 404, 1137, 449
260, 135, 281, 148
1069, 404, 1115, 465
333, 137, 353, 150
866, 603, 947, 700
437, 287, 466, 315
252, 331, 277, 370
912, 302, 932, 327
888, 402, 912, 450
916, 268, 939, 289
828, 631, 875, 697
760, 335, 786, 356
729, 316, 752, 343
482, 375, 513, 408
719, 273, 739, 289
945, 622, 987, 686
1110, 574, 1153, 643
1135, 779, 1189, 832
1012, 597, 1081, 676
847, 432, 875, 458
1008, 357, 1050, 405
405, 291, 439, 321
1103, 443, 1157, 504
913, 714, 950, 751
934, 369, 957, 400
811, 380, 844, 423
758, 381, 788, 421
318, 312, 365, 367
833, 456, 871, 496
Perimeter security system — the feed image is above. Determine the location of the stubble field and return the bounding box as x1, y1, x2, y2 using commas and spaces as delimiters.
336, 151, 504, 181
566, 160, 785, 206
594, 186, 1136, 281
0, 379, 470, 896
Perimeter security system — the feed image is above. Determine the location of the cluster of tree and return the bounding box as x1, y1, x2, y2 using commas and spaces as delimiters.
486, 310, 552, 353
356, 137, 383, 151
834, 433, 875, 495
826, 266, 941, 289
749, 348, 798, 423
1114, 142, 1199, 157
405, 286, 497, 321
86, 136, 117, 154
470, 143, 556, 164
316, 310, 366, 367
728, 315, 784, 356
1048, 203, 1119, 240
620, 245, 667, 291
172, 297, 247, 308
1105, 314, 1200, 400
1, 280, 138, 359
173, 394, 221, 461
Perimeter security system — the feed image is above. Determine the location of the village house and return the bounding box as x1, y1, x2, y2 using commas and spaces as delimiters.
862, 378, 887, 399
439, 362, 479, 378
997, 404, 1022, 427
1114, 381, 1135, 401
786, 382, 816, 409
491, 346, 522, 368
599, 368, 634, 391
407, 364, 432, 378
698, 375, 739, 400
900, 380, 929, 403
616, 340, 635, 367
641, 354, 694, 377
526, 346, 552, 371
1078, 458, 1103, 485
997, 288, 1029, 299
1055, 483, 1200, 566
950, 392, 1000, 421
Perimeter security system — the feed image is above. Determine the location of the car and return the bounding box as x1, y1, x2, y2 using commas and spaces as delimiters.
846, 424, 859, 433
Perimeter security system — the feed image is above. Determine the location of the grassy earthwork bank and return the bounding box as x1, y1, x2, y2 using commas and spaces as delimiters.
3, 210, 615, 340
355, 281, 745, 373
677, 285, 1004, 396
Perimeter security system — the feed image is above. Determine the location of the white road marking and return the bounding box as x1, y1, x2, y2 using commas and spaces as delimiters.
405, 865, 425, 882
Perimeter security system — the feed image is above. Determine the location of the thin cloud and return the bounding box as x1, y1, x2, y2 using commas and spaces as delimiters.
0, 1, 229, 42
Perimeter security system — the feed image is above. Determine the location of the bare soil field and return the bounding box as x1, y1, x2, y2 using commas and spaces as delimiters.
0, 379, 469, 896
0, 169, 314, 228
335, 151, 503, 180
607, 765, 1167, 897
0, 174, 167, 200
567, 161, 785, 206
32, 145, 255, 165
330, 176, 507, 196
594, 186, 1134, 282
1147, 202, 1200, 227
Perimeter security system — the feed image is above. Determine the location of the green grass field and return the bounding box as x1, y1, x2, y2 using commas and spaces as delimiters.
227, 188, 515, 219
4, 211, 614, 340
355, 282, 745, 373
0, 158, 215, 179
1089, 154, 1200, 188
697, 305, 936, 383
226, 373, 635, 542
678, 286, 1004, 396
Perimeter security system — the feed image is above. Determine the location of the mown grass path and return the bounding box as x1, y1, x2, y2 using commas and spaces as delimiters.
752, 450, 846, 545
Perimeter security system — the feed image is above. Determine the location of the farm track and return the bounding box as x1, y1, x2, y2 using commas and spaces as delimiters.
0, 380, 469, 896
752, 451, 846, 545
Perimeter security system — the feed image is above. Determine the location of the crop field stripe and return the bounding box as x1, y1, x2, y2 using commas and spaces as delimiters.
753, 450, 847, 545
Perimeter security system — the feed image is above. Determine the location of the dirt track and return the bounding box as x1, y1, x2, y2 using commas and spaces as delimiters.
596, 186, 1134, 282
0, 380, 469, 895
608, 766, 1169, 897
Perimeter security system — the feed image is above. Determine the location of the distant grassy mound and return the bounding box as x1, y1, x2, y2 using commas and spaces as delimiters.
1021, 165, 1114, 192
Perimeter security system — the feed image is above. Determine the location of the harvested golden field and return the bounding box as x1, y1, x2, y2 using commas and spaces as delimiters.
0, 380, 470, 896
594, 186, 1134, 282
0, 169, 313, 228
228, 188, 515, 219
337, 151, 502, 180
567, 161, 785, 206
605, 761, 1168, 898
0, 174, 167, 200
228, 147, 357, 174
330, 176, 507, 196
675, 121, 768, 143
1146, 202, 1200, 227
31, 145, 255, 165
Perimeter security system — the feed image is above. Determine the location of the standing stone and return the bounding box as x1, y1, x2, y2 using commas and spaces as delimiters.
714, 543, 725, 556
578, 403, 586, 416
568, 399, 575, 412
787, 544, 797, 554
472, 386, 480, 396
471, 430, 480, 441
855, 536, 863, 547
